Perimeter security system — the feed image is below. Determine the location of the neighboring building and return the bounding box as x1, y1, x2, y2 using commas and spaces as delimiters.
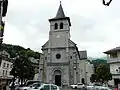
104, 46, 120, 86
0, 50, 13, 89
39, 3, 94, 87
78, 51, 94, 85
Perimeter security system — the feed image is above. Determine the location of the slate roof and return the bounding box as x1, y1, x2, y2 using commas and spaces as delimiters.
104, 46, 120, 54
55, 3, 65, 18
49, 3, 71, 26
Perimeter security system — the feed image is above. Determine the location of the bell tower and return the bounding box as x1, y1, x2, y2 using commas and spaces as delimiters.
48, 2, 71, 48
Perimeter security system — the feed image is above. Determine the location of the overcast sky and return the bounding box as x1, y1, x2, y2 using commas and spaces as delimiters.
3, 0, 120, 58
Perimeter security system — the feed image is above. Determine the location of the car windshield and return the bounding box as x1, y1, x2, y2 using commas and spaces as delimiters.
32, 83, 41, 88
26, 81, 41, 86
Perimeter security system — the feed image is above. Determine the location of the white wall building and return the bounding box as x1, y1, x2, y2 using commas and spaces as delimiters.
0, 50, 13, 79
0, 58, 13, 79
0, 50, 13, 88
104, 47, 120, 86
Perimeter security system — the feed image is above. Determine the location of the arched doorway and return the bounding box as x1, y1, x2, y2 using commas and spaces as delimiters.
81, 78, 85, 84
54, 70, 61, 86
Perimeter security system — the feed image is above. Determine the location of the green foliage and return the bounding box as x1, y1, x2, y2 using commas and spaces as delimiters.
91, 59, 108, 73
0, 43, 41, 59
92, 59, 107, 65
96, 64, 112, 82
90, 64, 112, 83
90, 74, 97, 83
0, 43, 40, 82
10, 55, 35, 80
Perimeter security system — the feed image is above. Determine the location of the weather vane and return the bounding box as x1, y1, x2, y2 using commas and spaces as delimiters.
102, 0, 112, 6
60, 1, 61, 4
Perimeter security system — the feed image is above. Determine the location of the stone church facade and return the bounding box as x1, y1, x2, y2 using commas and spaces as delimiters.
39, 3, 88, 87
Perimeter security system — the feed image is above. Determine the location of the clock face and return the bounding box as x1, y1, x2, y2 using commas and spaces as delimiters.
56, 35, 61, 38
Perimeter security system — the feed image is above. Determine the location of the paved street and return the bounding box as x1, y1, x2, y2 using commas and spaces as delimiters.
60, 88, 76, 90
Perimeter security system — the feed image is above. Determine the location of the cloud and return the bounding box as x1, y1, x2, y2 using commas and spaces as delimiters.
3, 0, 120, 57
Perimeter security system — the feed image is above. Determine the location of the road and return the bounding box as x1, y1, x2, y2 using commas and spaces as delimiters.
60, 88, 77, 90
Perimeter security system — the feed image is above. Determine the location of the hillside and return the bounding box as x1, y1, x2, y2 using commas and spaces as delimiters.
0, 43, 41, 59
92, 59, 107, 64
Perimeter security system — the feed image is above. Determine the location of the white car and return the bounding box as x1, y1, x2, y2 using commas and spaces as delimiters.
70, 83, 85, 89
28, 83, 60, 90
70, 84, 78, 89
77, 83, 85, 89
86, 85, 112, 90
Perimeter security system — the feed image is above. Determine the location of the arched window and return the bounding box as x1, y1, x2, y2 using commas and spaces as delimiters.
60, 23, 63, 29
54, 23, 58, 29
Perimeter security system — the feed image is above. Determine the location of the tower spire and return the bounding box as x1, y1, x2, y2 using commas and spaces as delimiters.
49, 2, 71, 26
55, 1, 65, 18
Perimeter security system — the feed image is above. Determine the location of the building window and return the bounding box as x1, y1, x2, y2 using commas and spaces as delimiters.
45, 57, 47, 60
3, 63, 6, 68
60, 23, 63, 29
56, 53, 61, 59
6, 71, 7, 75
2, 70, 4, 75
70, 56, 72, 59
54, 23, 58, 29
7, 64, 9, 68
10, 65, 12, 68
111, 53, 117, 58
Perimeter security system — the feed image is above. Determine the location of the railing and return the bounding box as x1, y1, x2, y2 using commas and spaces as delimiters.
107, 57, 120, 63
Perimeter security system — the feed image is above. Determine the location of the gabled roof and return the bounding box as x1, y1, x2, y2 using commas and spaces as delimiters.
68, 39, 76, 47
42, 39, 76, 49
104, 46, 120, 54
42, 40, 49, 48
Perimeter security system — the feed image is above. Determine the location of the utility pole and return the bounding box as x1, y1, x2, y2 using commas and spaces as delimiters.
0, 0, 3, 44
0, 0, 8, 44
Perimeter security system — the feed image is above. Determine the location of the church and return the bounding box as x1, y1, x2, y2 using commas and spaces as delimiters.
39, 3, 93, 87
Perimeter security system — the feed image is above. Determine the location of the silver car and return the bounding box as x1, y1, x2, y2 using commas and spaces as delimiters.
28, 83, 60, 90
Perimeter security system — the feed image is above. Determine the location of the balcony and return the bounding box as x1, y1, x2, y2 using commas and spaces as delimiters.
107, 57, 120, 63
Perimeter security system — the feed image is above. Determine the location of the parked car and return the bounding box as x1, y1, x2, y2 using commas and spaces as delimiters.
70, 84, 78, 89
16, 80, 41, 90
77, 83, 85, 89
86, 85, 112, 90
28, 83, 60, 90
28, 83, 42, 89
70, 83, 85, 89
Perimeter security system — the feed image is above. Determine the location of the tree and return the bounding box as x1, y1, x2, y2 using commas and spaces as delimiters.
92, 59, 107, 73
96, 64, 112, 83
10, 54, 35, 84
90, 74, 97, 83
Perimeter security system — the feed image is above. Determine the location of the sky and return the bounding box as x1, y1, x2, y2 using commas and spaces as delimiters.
3, 0, 120, 58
